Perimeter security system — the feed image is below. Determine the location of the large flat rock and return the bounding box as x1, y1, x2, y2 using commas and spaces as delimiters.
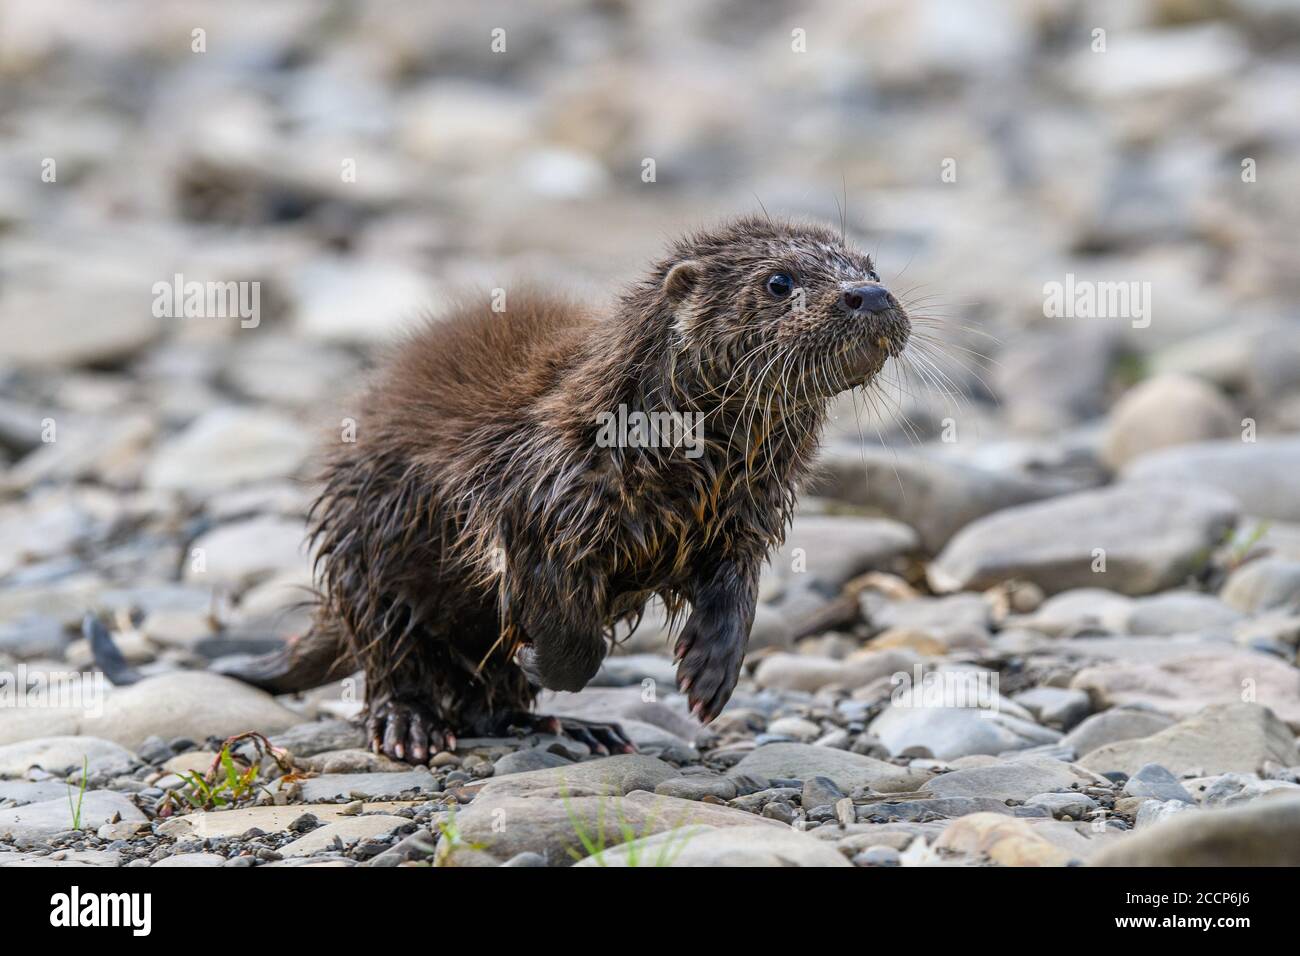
754, 649, 917, 693
280, 815, 411, 857
439, 789, 782, 866
769, 516, 918, 592
1123, 437, 1300, 522
152, 853, 228, 868
812, 445, 1063, 552
0, 707, 96, 747
144, 408, 313, 495
1221, 557, 1300, 613
183, 515, 310, 587
1062, 710, 1177, 756
1069, 650, 1300, 729
97, 672, 302, 749
574, 823, 852, 867
157, 802, 421, 840
1092, 794, 1300, 866
728, 742, 931, 793
870, 702, 1062, 760
298, 770, 438, 802
922, 757, 1098, 802
0, 781, 77, 804
470, 754, 679, 799
0, 737, 137, 777
1, 849, 122, 868
928, 482, 1237, 595
0, 277, 162, 368
1077, 703, 1297, 776
0, 673, 303, 750
0, 790, 145, 842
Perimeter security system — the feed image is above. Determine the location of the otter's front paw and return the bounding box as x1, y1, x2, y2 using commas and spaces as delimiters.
366, 698, 452, 764
503, 712, 636, 755
673, 614, 747, 723
513, 639, 603, 693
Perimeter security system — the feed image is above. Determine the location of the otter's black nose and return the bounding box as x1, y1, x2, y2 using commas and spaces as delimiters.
840, 284, 895, 315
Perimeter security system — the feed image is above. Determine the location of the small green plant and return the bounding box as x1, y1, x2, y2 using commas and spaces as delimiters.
434, 805, 488, 856
560, 783, 697, 867
1111, 352, 1149, 390
1186, 521, 1269, 581
608, 821, 697, 868
173, 755, 256, 809
67, 755, 88, 830
161, 731, 295, 814
1224, 521, 1271, 572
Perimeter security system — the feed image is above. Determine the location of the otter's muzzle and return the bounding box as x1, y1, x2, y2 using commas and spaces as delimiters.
838, 284, 897, 317
836, 282, 910, 372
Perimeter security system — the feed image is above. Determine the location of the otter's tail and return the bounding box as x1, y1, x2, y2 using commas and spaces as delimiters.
84, 614, 145, 686
86, 613, 348, 693
211, 624, 350, 692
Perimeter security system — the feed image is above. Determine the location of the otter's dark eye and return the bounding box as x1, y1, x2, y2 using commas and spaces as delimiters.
766, 273, 794, 298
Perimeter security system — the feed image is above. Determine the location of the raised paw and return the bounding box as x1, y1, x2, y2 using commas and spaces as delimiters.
673, 615, 747, 724
366, 698, 454, 764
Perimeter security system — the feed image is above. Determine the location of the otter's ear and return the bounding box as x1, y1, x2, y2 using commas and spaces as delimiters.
663, 260, 701, 304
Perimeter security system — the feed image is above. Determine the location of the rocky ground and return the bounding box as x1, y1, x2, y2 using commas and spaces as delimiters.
2, 2, 1300, 866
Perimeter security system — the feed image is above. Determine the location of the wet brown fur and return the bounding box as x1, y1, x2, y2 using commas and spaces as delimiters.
233, 215, 910, 755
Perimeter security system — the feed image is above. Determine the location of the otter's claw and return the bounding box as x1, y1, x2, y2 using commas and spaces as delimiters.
507, 712, 636, 755
674, 613, 747, 724
367, 698, 454, 765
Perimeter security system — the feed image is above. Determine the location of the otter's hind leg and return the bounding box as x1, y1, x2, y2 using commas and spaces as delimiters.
362, 636, 453, 764
360, 597, 534, 763
357, 589, 635, 761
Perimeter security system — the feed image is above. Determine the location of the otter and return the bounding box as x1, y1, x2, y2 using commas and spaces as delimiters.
199, 216, 910, 763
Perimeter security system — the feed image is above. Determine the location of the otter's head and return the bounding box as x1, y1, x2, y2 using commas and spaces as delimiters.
654, 216, 910, 403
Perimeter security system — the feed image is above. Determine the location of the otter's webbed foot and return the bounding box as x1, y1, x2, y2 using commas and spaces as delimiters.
506, 712, 636, 755
367, 697, 453, 764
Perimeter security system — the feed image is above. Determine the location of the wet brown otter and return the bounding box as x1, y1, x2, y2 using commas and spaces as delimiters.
217, 216, 910, 763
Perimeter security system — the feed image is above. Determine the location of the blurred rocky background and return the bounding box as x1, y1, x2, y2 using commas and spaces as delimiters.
0, 0, 1298, 868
